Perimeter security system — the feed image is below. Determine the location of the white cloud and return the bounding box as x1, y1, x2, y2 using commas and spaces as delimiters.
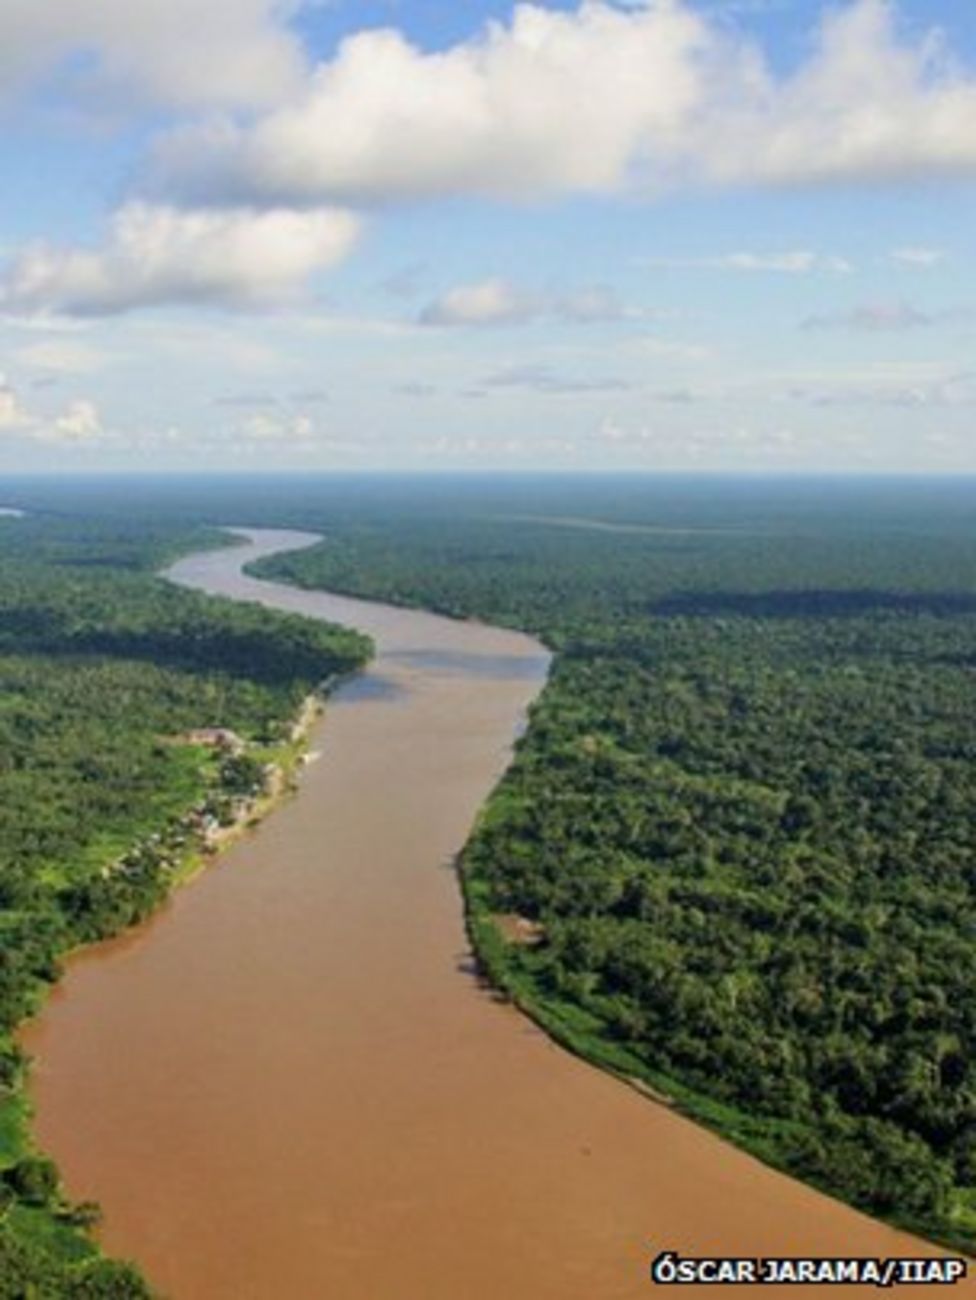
0, 203, 361, 317
644, 250, 853, 273
149, 1, 714, 204
0, 0, 307, 110
719, 252, 852, 274
420, 280, 543, 328
419, 279, 633, 327
52, 399, 103, 443
0, 378, 110, 445
239, 411, 316, 443
0, 375, 32, 430
151, 0, 976, 208
226, 410, 360, 457
691, 0, 976, 187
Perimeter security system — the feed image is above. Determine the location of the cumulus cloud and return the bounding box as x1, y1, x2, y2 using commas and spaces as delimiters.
690, 0, 976, 187
0, 376, 32, 430
419, 279, 632, 327
226, 411, 359, 457
150, 0, 976, 208
0, 0, 307, 109
420, 280, 542, 328
52, 399, 103, 443
152, 1, 708, 205
0, 203, 361, 317
0, 377, 109, 445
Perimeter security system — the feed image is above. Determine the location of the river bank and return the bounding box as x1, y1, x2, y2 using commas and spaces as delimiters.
169, 689, 327, 886
3, 684, 329, 1285
4, 530, 367, 1292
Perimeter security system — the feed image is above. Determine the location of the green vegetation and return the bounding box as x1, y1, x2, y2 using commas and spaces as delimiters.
244, 476, 976, 1255
2, 475, 975, 1261
0, 511, 370, 1296
462, 619, 976, 1248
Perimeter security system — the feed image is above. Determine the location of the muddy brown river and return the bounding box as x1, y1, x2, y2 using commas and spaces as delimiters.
23, 531, 960, 1297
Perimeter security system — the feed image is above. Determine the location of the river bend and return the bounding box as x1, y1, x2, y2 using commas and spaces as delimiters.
23, 530, 950, 1298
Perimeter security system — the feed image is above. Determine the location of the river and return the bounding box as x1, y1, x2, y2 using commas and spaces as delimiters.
22, 530, 956, 1298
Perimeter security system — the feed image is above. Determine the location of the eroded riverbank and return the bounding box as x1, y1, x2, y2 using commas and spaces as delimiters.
22, 530, 956, 1298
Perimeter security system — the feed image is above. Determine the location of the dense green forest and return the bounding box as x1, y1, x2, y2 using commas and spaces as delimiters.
1, 475, 975, 1261
240, 476, 976, 1256
0, 508, 370, 1297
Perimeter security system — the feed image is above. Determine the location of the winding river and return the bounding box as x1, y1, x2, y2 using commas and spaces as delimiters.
23, 531, 953, 1298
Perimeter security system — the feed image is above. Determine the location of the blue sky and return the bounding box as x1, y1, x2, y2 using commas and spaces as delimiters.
1, 0, 975, 473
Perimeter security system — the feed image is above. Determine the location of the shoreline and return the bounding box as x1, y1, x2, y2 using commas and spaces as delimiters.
9, 654, 361, 1278
244, 553, 557, 649
171, 688, 327, 888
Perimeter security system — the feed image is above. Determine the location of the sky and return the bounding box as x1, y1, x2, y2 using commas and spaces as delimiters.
1, 0, 976, 474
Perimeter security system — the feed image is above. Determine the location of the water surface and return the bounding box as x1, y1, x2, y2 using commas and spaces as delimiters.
24, 530, 953, 1297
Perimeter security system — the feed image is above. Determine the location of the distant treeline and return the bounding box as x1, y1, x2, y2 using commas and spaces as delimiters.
0, 512, 370, 1297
